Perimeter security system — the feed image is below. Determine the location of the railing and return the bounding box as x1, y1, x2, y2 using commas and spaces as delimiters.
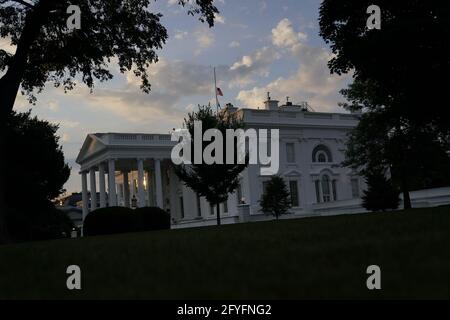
110, 133, 174, 145
244, 109, 359, 124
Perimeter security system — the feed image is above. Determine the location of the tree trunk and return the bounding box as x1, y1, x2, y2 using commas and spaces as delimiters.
401, 176, 412, 210
0, 0, 52, 114
0, 117, 7, 244
403, 189, 412, 210
216, 203, 221, 226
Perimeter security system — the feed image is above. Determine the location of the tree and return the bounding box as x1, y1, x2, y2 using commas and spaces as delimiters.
0, 0, 218, 114
319, 0, 450, 136
362, 169, 400, 212
341, 82, 450, 209
5, 111, 71, 241
0, 0, 218, 242
174, 106, 247, 226
259, 176, 291, 220
319, 1, 450, 209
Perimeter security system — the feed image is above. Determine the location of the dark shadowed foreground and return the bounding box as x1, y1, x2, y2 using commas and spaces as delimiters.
1, 207, 449, 299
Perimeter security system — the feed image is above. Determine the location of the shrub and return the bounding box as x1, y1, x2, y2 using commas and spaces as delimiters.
7, 201, 74, 242
362, 171, 400, 212
134, 207, 171, 231
259, 176, 292, 219
83, 206, 170, 236
83, 207, 134, 236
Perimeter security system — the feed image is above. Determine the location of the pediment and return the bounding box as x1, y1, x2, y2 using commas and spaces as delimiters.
76, 134, 107, 164
282, 169, 302, 177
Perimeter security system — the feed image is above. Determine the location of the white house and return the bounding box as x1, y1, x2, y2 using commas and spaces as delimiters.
76, 96, 450, 229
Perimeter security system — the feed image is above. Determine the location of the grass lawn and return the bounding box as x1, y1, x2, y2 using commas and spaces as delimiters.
1, 207, 450, 299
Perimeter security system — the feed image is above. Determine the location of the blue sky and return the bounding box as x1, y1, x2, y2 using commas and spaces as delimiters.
3, 0, 352, 194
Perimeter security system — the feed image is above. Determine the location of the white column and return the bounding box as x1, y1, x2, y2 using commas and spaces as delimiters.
137, 159, 146, 208
99, 163, 106, 208
146, 171, 153, 206
81, 171, 89, 220
108, 159, 117, 206
155, 159, 164, 208
123, 171, 130, 208
89, 168, 97, 211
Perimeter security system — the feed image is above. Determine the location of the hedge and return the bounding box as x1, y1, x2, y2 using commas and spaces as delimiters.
83, 206, 170, 236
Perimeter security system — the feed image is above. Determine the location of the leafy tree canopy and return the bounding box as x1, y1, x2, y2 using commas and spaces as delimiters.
6, 110, 70, 204
5, 110, 71, 241
0, 0, 218, 109
174, 106, 247, 225
319, 0, 450, 134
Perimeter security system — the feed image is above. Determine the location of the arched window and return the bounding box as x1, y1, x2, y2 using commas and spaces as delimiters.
312, 145, 333, 163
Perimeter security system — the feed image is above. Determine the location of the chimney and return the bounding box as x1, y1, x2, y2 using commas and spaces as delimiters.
264, 92, 279, 110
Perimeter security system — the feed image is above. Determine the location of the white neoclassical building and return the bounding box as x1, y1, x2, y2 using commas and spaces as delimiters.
76, 96, 450, 229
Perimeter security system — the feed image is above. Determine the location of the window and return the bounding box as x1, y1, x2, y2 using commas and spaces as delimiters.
351, 178, 360, 198
312, 145, 333, 163
286, 143, 295, 163
332, 180, 337, 201
179, 196, 185, 219
321, 175, 331, 202
196, 194, 202, 217
289, 180, 299, 207
210, 203, 215, 215
223, 201, 228, 214
236, 183, 243, 205
262, 181, 270, 194
316, 175, 337, 203
318, 152, 327, 163
315, 180, 321, 203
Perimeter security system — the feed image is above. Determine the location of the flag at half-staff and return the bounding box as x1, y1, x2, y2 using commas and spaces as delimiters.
213, 67, 223, 111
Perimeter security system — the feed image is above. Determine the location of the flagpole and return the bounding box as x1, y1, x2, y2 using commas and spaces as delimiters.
214, 67, 220, 113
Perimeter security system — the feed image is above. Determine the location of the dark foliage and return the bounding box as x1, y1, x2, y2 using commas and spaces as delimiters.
7, 202, 74, 241
259, 176, 291, 219
319, 0, 450, 136
84, 206, 170, 236
134, 207, 170, 231
83, 207, 134, 236
320, 1, 450, 209
362, 170, 400, 212
174, 106, 248, 225
5, 111, 71, 242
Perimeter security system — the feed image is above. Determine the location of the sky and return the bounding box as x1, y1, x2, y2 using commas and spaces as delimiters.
1, 0, 353, 194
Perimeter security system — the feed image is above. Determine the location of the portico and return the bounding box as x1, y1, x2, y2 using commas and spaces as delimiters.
76, 133, 176, 220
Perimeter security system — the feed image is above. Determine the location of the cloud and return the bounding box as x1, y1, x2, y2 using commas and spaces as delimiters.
229, 41, 240, 48
63, 59, 218, 124
214, 13, 226, 24
194, 28, 215, 55
229, 47, 280, 88
237, 19, 350, 111
272, 18, 307, 50
0, 37, 15, 54
68, 46, 283, 123
174, 30, 188, 40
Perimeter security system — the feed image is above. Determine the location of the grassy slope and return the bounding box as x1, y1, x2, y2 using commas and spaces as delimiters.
0, 207, 449, 299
